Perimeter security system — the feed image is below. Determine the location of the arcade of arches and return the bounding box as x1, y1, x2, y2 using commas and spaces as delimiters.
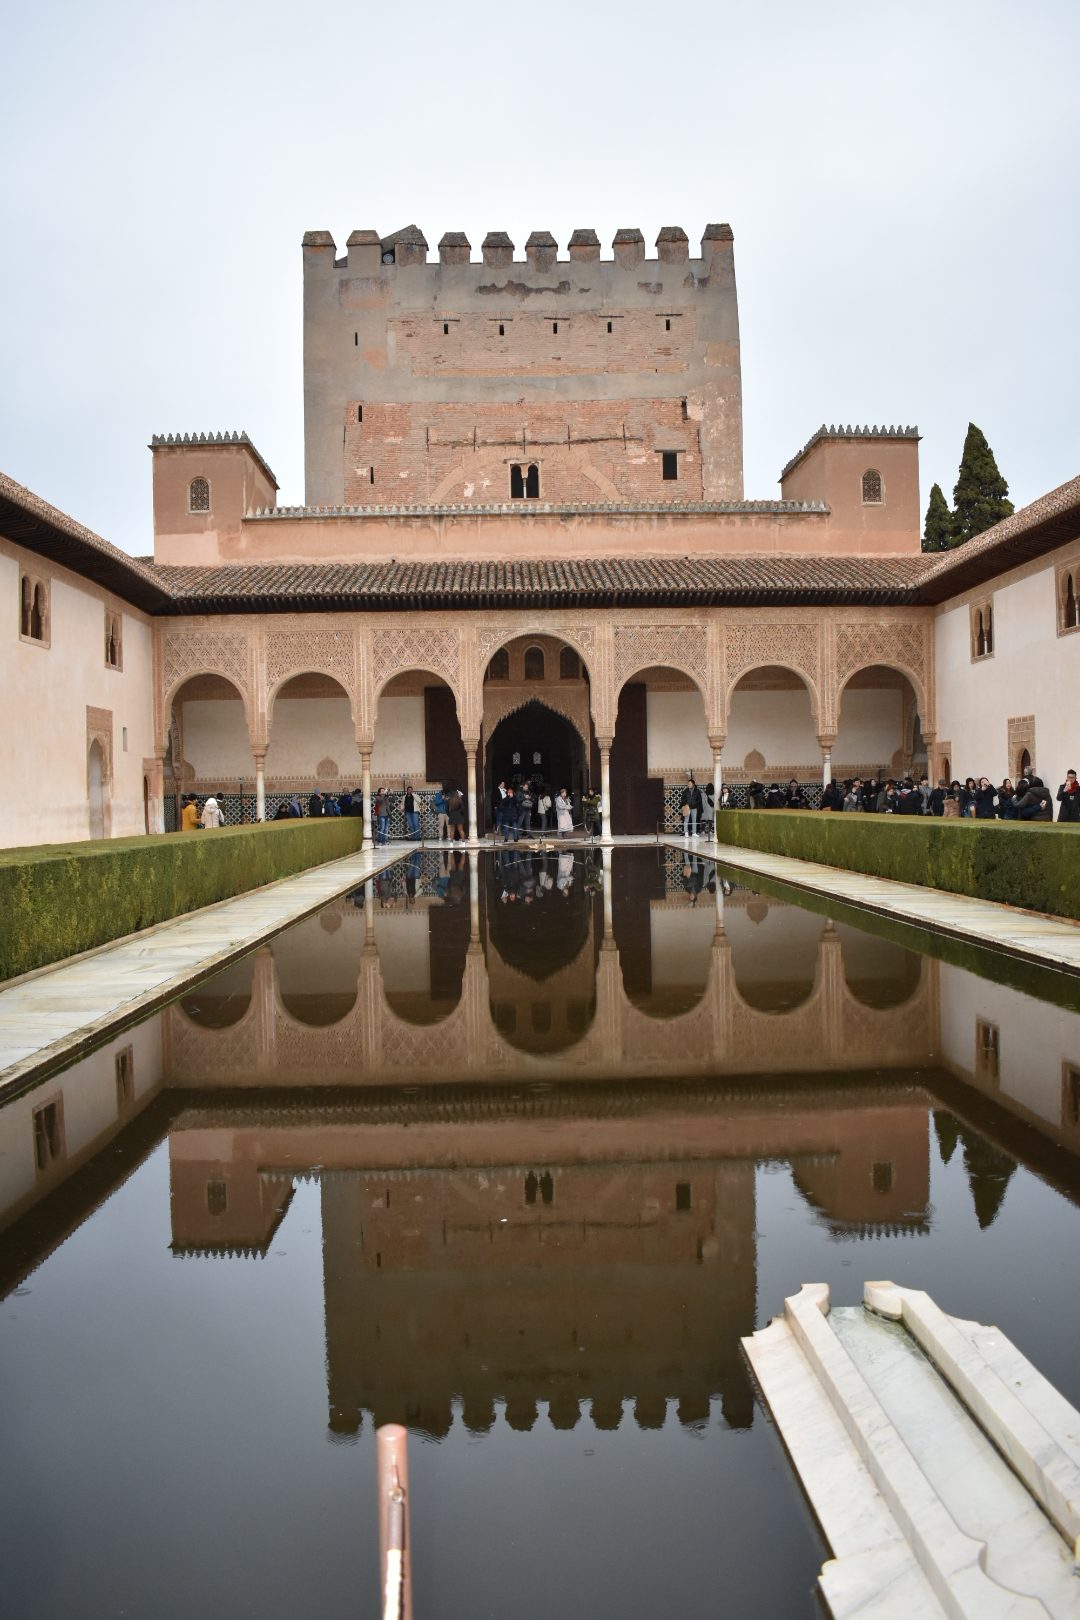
153, 608, 935, 836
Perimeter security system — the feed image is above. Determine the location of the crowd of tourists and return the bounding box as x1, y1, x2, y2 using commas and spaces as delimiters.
743, 769, 1080, 822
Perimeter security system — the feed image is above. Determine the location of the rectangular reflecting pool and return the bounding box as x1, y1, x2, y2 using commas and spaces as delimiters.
2, 846, 1080, 1618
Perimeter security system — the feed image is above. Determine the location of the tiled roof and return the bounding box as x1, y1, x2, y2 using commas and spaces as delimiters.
917, 472, 1080, 602
0, 471, 172, 613
152, 553, 934, 613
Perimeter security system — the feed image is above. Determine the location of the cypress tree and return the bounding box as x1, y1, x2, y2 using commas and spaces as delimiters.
922, 483, 952, 552
950, 423, 1013, 546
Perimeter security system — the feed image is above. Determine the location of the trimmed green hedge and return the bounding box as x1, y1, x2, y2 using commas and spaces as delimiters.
0, 820, 364, 982
715, 809, 1080, 923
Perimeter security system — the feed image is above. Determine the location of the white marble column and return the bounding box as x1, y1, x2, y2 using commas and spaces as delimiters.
601, 845, 614, 938
711, 744, 723, 830
254, 750, 266, 823
599, 741, 613, 843
469, 857, 480, 941
361, 750, 373, 845
151, 752, 166, 835
818, 735, 836, 789
465, 740, 479, 842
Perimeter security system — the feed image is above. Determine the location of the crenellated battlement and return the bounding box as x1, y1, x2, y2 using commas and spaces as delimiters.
779, 425, 921, 482
302, 223, 735, 271
302, 213, 743, 509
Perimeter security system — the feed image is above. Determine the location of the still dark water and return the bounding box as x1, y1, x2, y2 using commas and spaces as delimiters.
2, 846, 1080, 1619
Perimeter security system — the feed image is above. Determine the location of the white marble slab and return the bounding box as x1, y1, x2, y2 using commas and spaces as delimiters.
743, 1282, 1080, 1617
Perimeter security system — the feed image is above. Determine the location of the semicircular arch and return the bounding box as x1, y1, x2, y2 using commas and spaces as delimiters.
266, 667, 357, 732
724, 661, 822, 729
164, 669, 254, 738
836, 660, 928, 725
615, 658, 708, 708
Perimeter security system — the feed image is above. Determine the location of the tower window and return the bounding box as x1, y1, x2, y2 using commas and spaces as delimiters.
498, 323, 505, 336
189, 476, 210, 513
354, 331, 358, 346
552, 321, 558, 335
206, 1179, 228, 1216
370, 467, 375, 486
661, 451, 679, 482
510, 463, 540, 500
861, 468, 883, 504
443, 322, 449, 335
357, 405, 363, 422
665, 318, 671, 332
675, 1182, 691, 1211
607, 321, 612, 334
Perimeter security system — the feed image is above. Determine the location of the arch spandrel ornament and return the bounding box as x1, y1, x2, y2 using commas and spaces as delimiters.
723, 623, 821, 720
612, 624, 709, 696
265, 627, 358, 710
160, 626, 255, 732
834, 622, 931, 723
475, 623, 598, 676
372, 626, 463, 705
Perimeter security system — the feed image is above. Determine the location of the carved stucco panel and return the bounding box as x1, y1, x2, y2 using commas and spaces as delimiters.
266, 626, 357, 702
372, 626, 462, 704
834, 621, 931, 721
723, 623, 821, 720
161, 626, 253, 711
612, 624, 709, 694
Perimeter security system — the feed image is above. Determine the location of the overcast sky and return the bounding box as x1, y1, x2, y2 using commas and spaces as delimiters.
4, 0, 1078, 554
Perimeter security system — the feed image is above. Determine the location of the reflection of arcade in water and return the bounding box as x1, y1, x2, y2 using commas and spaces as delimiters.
165, 847, 936, 1085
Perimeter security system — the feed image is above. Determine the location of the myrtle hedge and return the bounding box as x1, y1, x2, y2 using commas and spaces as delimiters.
0, 820, 364, 982
715, 810, 1080, 923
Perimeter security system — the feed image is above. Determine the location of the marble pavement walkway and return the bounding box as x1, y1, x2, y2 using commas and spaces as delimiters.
667, 834, 1080, 975
0, 842, 408, 1096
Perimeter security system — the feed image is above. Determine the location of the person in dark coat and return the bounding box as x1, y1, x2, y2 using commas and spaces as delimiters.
928, 779, 948, 817
997, 778, 1017, 819
764, 783, 785, 809
308, 790, 324, 817
785, 779, 807, 808
973, 777, 997, 819
820, 780, 844, 811
1012, 776, 1053, 821
1057, 769, 1080, 822
747, 780, 766, 809
862, 777, 880, 813
896, 780, 921, 814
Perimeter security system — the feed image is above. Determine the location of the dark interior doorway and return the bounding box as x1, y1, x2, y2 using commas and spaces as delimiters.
483, 701, 587, 832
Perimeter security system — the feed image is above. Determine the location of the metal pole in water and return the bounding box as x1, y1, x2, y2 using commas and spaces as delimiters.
377, 1422, 412, 1620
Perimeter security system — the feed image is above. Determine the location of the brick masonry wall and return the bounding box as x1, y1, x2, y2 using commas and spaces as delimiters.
344, 399, 702, 505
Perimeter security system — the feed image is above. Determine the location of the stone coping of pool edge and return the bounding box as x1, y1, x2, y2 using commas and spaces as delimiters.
665, 837, 1080, 977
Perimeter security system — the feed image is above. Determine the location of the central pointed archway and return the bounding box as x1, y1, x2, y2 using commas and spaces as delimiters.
480, 634, 593, 833
483, 701, 586, 830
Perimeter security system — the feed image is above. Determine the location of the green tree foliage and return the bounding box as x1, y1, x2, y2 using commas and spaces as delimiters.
922, 482, 952, 552
950, 423, 1013, 547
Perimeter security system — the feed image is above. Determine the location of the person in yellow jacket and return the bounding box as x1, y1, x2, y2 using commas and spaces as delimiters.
180, 795, 199, 832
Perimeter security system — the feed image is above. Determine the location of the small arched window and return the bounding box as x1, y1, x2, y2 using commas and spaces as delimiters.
189, 476, 210, 513
861, 469, 883, 504
20, 576, 33, 638
1062, 570, 1078, 631
525, 463, 540, 499
559, 647, 580, 680
104, 609, 122, 670
487, 649, 509, 681
31, 581, 47, 641
524, 646, 545, 681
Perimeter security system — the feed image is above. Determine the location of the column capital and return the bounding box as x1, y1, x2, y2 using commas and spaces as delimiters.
708, 734, 726, 753
816, 734, 837, 750
595, 736, 613, 753
462, 736, 481, 752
